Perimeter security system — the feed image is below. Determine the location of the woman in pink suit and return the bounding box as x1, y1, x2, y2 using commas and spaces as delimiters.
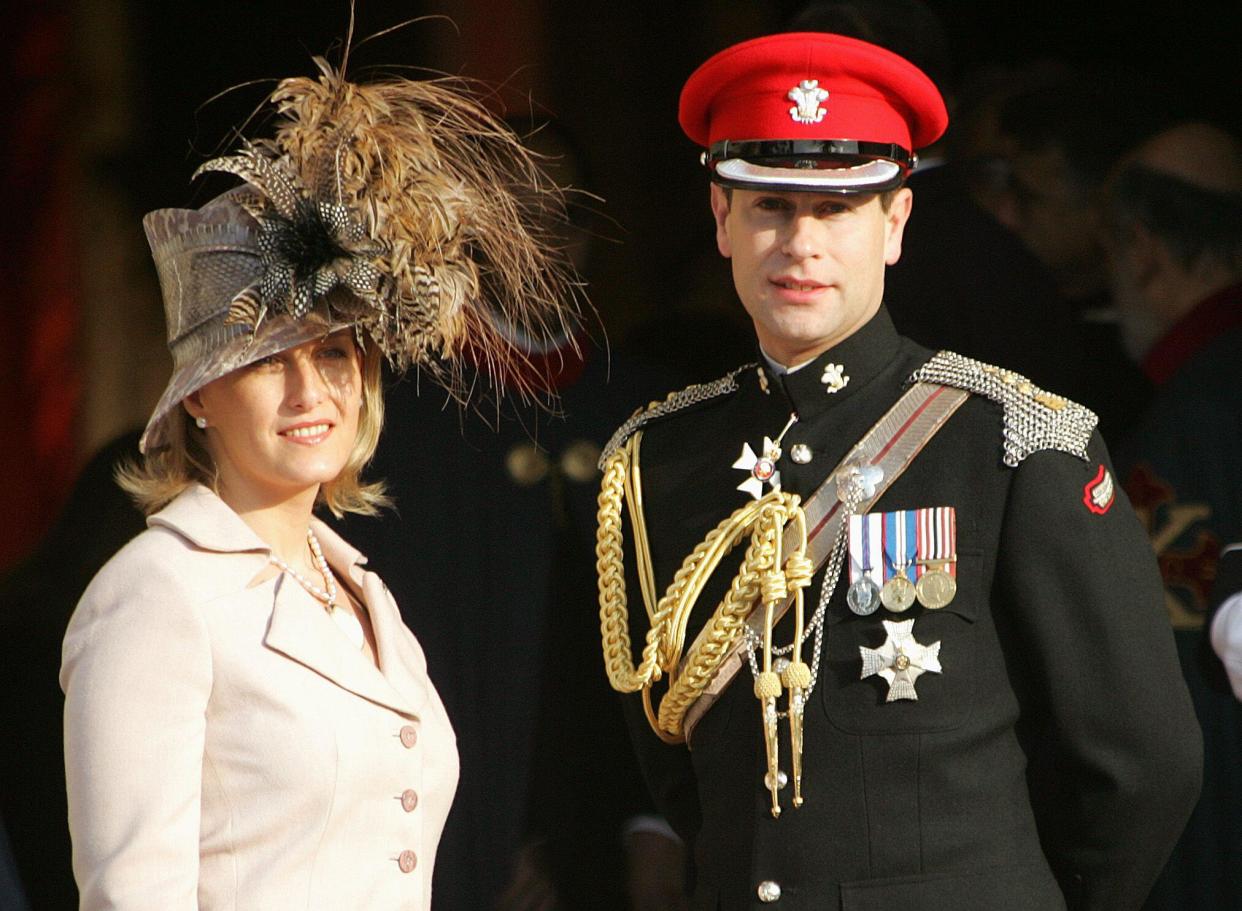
61, 52, 577, 911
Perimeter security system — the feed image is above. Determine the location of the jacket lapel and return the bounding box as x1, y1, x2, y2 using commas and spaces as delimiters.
264, 574, 419, 718
308, 519, 430, 716
353, 569, 431, 713
152, 487, 426, 717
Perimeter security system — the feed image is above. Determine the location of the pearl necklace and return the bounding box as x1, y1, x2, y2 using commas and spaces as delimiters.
270, 529, 366, 649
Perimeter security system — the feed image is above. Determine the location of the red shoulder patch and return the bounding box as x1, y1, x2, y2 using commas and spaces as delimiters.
1083, 464, 1115, 515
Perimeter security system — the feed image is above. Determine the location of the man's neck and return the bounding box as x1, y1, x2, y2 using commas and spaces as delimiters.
758, 345, 814, 376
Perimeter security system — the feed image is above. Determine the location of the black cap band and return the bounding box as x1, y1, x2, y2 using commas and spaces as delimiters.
708, 139, 915, 169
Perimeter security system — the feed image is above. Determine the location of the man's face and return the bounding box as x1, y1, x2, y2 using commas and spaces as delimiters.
993, 145, 1103, 298
710, 185, 912, 365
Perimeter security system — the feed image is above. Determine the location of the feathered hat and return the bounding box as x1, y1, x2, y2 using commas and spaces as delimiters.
140, 56, 581, 453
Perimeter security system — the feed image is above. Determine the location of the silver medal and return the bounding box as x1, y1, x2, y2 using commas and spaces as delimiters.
847, 576, 881, 615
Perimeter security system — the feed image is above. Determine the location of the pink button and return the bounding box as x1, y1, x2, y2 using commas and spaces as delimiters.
399, 725, 418, 748
398, 850, 418, 873
401, 789, 419, 812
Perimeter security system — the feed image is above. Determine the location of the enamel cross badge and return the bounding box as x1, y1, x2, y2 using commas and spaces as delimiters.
860, 619, 942, 701
732, 413, 799, 500
733, 437, 782, 500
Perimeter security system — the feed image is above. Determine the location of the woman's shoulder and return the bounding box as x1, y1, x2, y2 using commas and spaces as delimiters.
62, 525, 219, 684
85, 522, 205, 598
67, 489, 271, 651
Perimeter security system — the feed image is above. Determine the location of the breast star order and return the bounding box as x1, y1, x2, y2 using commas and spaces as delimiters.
859, 619, 942, 702
732, 437, 782, 500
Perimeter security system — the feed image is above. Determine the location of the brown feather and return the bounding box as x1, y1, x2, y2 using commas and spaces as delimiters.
255, 62, 583, 402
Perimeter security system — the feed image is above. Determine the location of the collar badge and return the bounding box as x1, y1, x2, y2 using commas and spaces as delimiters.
821, 363, 849, 393
788, 80, 829, 125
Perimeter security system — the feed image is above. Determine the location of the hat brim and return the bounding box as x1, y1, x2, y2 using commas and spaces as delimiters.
713, 157, 904, 193
139, 314, 353, 454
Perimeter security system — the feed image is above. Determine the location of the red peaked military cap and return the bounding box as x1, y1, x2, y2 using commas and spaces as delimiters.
679, 32, 948, 192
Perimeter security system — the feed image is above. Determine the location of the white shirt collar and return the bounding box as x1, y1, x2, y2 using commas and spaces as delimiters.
759, 345, 814, 377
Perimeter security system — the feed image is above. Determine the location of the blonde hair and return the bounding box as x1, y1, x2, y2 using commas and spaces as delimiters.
117, 339, 389, 518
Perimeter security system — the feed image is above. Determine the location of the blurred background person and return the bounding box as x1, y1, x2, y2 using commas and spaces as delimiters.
985, 70, 1175, 446
1105, 120, 1242, 911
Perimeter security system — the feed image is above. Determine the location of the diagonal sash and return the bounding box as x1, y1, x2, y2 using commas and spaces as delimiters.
682, 381, 970, 743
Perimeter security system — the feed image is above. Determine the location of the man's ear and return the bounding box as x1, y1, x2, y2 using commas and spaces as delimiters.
883, 187, 915, 266
710, 183, 733, 259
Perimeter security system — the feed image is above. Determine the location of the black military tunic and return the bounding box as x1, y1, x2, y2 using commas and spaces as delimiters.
614, 308, 1201, 911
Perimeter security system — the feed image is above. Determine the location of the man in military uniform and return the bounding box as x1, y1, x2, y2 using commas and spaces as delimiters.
595, 33, 1201, 910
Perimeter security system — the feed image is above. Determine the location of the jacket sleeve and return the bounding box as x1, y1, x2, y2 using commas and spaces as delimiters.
60, 547, 212, 911
994, 432, 1202, 911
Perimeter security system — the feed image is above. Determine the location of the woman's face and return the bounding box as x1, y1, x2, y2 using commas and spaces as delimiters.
185, 330, 363, 506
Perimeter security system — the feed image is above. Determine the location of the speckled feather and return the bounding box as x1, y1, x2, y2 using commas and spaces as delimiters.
198, 57, 581, 403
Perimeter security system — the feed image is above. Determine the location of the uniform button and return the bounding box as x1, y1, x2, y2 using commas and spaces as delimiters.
790, 443, 812, 464
506, 442, 550, 486
401, 789, 419, 812
561, 439, 602, 483
398, 850, 418, 873
399, 725, 418, 748
756, 880, 782, 903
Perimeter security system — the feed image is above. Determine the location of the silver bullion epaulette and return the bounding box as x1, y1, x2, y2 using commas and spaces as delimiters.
598, 363, 758, 468
908, 351, 1098, 467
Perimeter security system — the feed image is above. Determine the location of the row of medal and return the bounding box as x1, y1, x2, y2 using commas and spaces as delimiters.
847, 507, 958, 615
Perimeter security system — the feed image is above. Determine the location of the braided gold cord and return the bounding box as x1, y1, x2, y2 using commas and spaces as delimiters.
597, 435, 807, 742
658, 498, 769, 669
597, 442, 663, 693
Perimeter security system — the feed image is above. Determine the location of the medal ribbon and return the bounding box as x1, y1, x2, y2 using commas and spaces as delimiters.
848, 513, 885, 586
882, 510, 916, 582
849, 515, 862, 583
918, 506, 956, 579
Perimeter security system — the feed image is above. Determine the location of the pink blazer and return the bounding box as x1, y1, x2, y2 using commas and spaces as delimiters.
61, 485, 459, 910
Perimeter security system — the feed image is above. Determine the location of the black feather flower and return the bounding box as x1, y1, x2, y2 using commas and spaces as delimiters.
194, 147, 389, 330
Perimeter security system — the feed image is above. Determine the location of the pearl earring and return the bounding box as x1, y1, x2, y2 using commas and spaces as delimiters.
195, 416, 208, 430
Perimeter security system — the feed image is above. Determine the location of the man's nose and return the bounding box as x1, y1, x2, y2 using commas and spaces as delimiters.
783, 214, 824, 260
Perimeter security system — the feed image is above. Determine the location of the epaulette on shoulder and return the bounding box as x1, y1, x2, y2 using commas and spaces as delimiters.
909, 351, 1098, 467
598, 363, 757, 468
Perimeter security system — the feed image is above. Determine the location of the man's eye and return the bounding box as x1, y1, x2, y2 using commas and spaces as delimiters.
756, 197, 790, 212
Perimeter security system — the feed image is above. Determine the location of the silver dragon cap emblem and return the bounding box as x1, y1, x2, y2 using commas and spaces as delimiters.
787, 80, 829, 125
